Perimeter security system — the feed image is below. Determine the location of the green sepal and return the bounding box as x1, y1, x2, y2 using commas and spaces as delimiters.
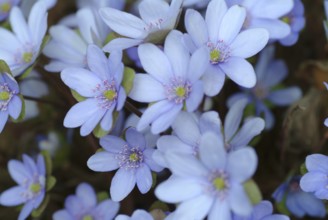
243, 179, 262, 205
93, 123, 110, 138
151, 172, 157, 189
104, 32, 120, 46
17, 64, 35, 80
300, 163, 308, 175
97, 191, 109, 202
1, 20, 10, 30
276, 194, 291, 216
71, 89, 86, 102
149, 201, 170, 212
0, 60, 12, 75
11, 95, 25, 122
31, 195, 50, 218
122, 67, 135, 95
40, 35, 50, 51
41, 150, 53, 176
46, 176, 56, 191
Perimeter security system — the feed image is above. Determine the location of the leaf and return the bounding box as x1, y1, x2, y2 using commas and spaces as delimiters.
71, 89, 86, 102
122, 67, 135, 95
97, 191, 109, 202
243, 179, 262, 205
300, 163, 308, 175
41, 150, 52, 176
0, 60, 12, 75
31, 195, 49, 218
46, 176, 56, 191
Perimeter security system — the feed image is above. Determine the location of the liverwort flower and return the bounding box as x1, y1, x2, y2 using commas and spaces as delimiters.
0, 154, 46, 220
87, 127, 163, 201
61, 44, 126, 136
279, 0, 305, 46
232, 200, 289, 220
300, 154, 328, 200
0, 71, 22, 132
115, 209, 153, 220
0, 1, 47, 76
273, 176, 326, 218
227, 46, 302, 130
53, 182, 120, 220
155, 132, 258, 220
0, 0, 20, 21
129, 30, 209, 134
99, 0, 183, 52
183, 0, 269, 96
226, 0, 293, 40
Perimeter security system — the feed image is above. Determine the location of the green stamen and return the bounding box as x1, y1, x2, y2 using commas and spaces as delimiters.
23, 52, 33, 63
1, 3, 11, 12
29, 183, 41, 193
175, 87, 186, 97
103, 90, 116, 101
210, 49, 220, 63
0, 91, 10, 100
281, 16, 290, 24
129, 153, 139, 162
82, 215, 93, 220
213, 177, 226, 190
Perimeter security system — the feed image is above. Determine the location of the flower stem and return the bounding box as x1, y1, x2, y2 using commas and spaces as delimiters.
124, 100, 142, 117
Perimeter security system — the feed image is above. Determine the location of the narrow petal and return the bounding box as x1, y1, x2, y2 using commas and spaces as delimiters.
199, 111, 222, 134
250, 18, 291, 39
110, 168, 136, 201
0, 28, 21, 51
125, 127, 146, 149
76, 183, 97, 208
136, 165, 152, 194
261, 60, 288, 87
76, 8, 98, 44
8, 95, 22, 119
305, 154, 328, 173
80, 109, 106, 136
202, 65, 226, 96
252, 0, 293, 18
208, 199, 232, 220
300, 172, 328, 193
139, 0, 169, 24
8, 160, 31, 185
185, 9, 208, 47
186, 81, 204, 112
171, 112, 200, 146
206, 0, 228, 42
96, 200, 120, 219
151, 104, 182, 134
0, 186, 26, 206
0, 111, 9, 132
100, 135, 126, 153
103, 38, 143, 52
52, 210, 73, 220
87, 44, 110, 80
87, 151, 119, 172
10, 7, 30, 43
229, 184, 253, 216
188, 46, 209, 83
267, 87, 302, 106
28, 2, 47, 44
99, 105, 114, 132
18, 200, 34, 220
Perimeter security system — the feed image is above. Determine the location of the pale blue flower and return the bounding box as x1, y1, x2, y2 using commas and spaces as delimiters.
227, 46, 302, 130
61, 44, 126, 136
87, 127, 163, 201
99, 0, 183, 52
226, 0, 293, 40
115, 209, 153, 220
129, 30, 209, 134
37, 131, 60, 157
183, 0, 269, 96
300, 154, 328, 200
0, 1, 47, 76
279, 0, 305, 46
155, 132, 258, 220
0, 72, 22, 132
53, 182, 119, 220
0, 154, 46, 220
273, 176, 326, 218
0, 0, 20, 21
182, 0, 209, 8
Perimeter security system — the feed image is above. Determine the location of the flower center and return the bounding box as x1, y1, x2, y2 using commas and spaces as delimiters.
129, 153, 139, 162
116, 145, 144, 169
0, 3, 10, 12
208, 170, 230, 199
23, 52, 33, 63
281, 16, 291, 24
213, 177, 226, 190
94, 79, 117, 109
144, 18, 164, 32
29, 183, 42, 193
207, 41, 231, 64
175, 86, 186, 97
0, 91, 10, 100
165, 77, 192, 104
210, 49, 221, 64
253, 85, 268, 100
103, 89, 117, 101
0, 83, 15, 111
82, 215, 94, 220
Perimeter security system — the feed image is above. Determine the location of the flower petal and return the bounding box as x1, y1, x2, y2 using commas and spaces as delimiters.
186, 81, 204, 112
87, 44, 110, 80
136, 165, 152, 194
87, 151, 119, 172
250, 18, 291, 39
208, 199, 232, 220
229, 184, 253, 216
206, 0, 228, 42
185, 9, 208, 47
305, 154, 328, 173
110, 168, 136, 201
151, 104, 182, 134
125, 127, 146, 149
100, 135, 126, 153
267, 87, 302, 106
8, 95, 22, 119
171, 112, 200, 146
202, 65, 226, 96
0, 186, 26, 206
76, 183, 97, 208
103, 38, 143, 52
300, 172, 328, 194
188, 46, 209, 83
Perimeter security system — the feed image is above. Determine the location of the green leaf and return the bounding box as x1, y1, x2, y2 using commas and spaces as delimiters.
40, 35, 50, 51
275, 194, 291, 216
151, 172, 157, 188
41, 150, 53, 176
31, 195, 49, 218
243, 179, 262, 205
71, 89, 86, 102
0, 60, 12, 75
11, 95, 25, 122
122, 67, 135, 95
46, 176, 56, 191
97, 191, 109, 202
300, 163, 308, 175
104, 32, 120, 46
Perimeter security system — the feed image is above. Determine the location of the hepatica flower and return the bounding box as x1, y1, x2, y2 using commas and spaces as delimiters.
115, 209, 153, 220
227, 46, 302, 130
53, 182, 120, 220
183, 0, 269, 96
61, 44, 126, 136
0, 71, 22, 133
155, 132, 258, 220
0, 154, 46, 220
0, 1, 47, 76
129, 30, 209, 134
0, 0, 20, 21
99, 0, 183, 52
87, 127, 163, 201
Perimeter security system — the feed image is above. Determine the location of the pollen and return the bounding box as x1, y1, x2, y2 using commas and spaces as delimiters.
210, 49, 221, 64
129, 153, 139, 162
103, 90, 117, 101
29, 183, 42, 193
175, 86, 186, 97
82, 215, 93, 220
281, 16, 290, 24
23, 52, 33, 63
213, 177, 226, 190
0, 3, 11, 12
0, 91, 10, 100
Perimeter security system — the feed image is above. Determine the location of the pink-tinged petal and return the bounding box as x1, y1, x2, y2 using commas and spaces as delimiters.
139, 0, 169, 24
0, 111, 9, 132
110, 168, 136, 201
53, 210, 72, 220
229, 184, 253, 216
136, 165, 152, 194
208, 199, 232, 220
0, 186, 26, 206
224, 98, 248, 141
230, 29, 269, 58
305, 154, 328, 173
10, 7, 31, 43
188, 46, 209, 83
227, 147, 257, 182
129, 74, 166, 103
206, 0, 228, 42
202, 65, 226, 97
8, 160, 31, 185
300, 172, 327, 192
250, 18, 291, 39
61, 68, 101, 97
76, 183, 97, 208
174, 194, 213, 220
220, 57, 256, 88
164, 30, 189, 80
218, 5, 246, 44
138, 43, 172, 83
18, 200, 34, 220
100, 135, 126, 153
137, 100, 174, 131
125, 127, 146, 149
251, 0, 293, 19
99, 7, 146, 39
103, 38, 143, 52
28, 2, 47, 44
199, 132, 226, 170
267, 87, 302, 106
186, 80, 204, 112
8, 95, 22, 119
80, 109, 106, 136
151, 104, 182, 134
100, 105, 115, 132
155, 177, 204, 203
63, 99, 99, 128
87, 44, 110, 80
87, 151, 120, 172
185, 9, 208, 47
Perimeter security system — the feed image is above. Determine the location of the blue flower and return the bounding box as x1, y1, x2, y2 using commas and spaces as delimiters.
155, 132, 258, 220
279, 0, 305, 46
0, 0, 20, 21
183, 0, 269, 96
115, 209, 153, 220
53, 182, 119, 220
233, 200, 289, 220
0, 72, 22, 132
87, 127, 163, 201
227, 46, 302, 130
273, 176, 326, 218
0, 1, 47, 76
0, 154, 46, 220
226, 0, 294, 40
99, 0, 183, 52
129, 30, 209, 134
300, 154, 328, 200
61, 44, 126, 136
